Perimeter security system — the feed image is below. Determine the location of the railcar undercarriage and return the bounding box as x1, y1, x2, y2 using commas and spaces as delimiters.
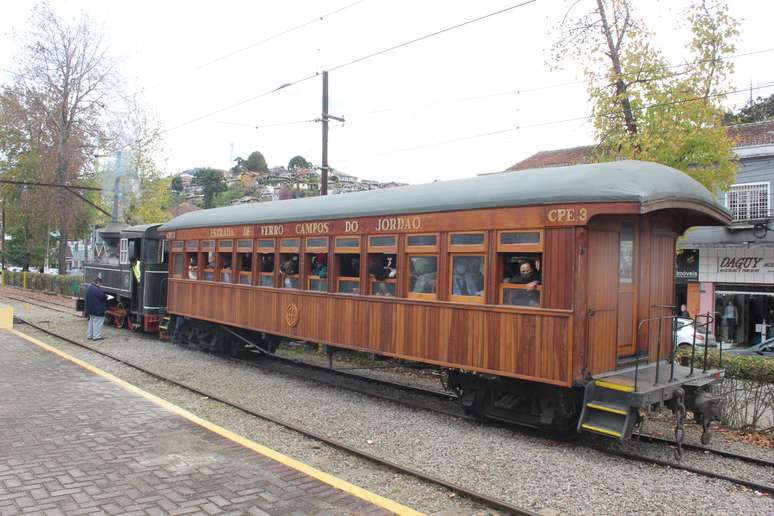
443, 370, 583, 433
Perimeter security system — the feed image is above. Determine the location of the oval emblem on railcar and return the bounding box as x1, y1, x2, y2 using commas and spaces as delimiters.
285, 303, 299, 328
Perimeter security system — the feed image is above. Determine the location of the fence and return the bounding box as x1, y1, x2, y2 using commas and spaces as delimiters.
2, 271, 84, 298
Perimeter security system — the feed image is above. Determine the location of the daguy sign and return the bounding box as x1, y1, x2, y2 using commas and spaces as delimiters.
717, 255, 774, 273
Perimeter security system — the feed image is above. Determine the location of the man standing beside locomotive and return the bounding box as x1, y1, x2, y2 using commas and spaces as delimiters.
85, 277, 108, 341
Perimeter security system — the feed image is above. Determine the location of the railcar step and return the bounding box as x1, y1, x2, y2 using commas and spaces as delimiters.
586, 401, 629, 416
580, 422, 623, 438
595, 380, 635, 393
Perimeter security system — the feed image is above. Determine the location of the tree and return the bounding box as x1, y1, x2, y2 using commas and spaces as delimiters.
171, 175, 184, 192
288, 155, 312, 170
725, 94, 774, 124
6, 2, 119, 271
553, 0, 739, 193
191, 168, 226, 209
245, 151, 268, 172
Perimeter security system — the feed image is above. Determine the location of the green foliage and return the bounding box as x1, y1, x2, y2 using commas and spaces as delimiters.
245, 151, 268, 172
288, 155, 311, 170
676, 348, 774, 383
554, 0, 739, 194
724, 94, 774, 124
213, 186, 246, 208
170, 175, 183, 192
191, 168, 227, 209
4, 270, 84, 297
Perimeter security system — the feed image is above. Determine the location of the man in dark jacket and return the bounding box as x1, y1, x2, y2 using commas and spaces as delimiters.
85, 277, 108, 340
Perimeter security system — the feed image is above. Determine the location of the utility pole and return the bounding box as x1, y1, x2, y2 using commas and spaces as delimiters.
320, 70, 345, 196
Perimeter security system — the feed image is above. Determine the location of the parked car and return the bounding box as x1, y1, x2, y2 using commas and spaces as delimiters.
724, 339, 774, 358
674, 318, 721, 350
6, 266, 22, 272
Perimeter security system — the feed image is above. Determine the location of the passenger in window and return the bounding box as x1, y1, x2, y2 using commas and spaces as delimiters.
510, 259, 541, 291
188, 254, 198, 280
368, 254, 396, 281
280, 255, 299, 287
452, 256, 484, 297
312, 253, 328, 278
221, 254, 233, 282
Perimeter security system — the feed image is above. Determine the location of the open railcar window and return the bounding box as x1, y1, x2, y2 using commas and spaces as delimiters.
335, 236, 361, 294
236, 239, 253, 285
257, 239, 275, 287
306, 237, 329, 292
498, 230, 543, 307
368, 235, 397, 297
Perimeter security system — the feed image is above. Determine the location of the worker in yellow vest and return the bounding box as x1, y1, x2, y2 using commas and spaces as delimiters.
131, 257, 142, 283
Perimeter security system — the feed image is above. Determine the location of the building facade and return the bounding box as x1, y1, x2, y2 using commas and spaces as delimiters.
679, 120, 774, 345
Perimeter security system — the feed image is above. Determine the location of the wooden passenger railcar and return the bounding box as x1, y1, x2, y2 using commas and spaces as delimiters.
159, 160, 730, 438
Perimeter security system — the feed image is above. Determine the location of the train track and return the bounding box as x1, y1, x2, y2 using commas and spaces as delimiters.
6, 293, 774, 498
10, 314, 540, 516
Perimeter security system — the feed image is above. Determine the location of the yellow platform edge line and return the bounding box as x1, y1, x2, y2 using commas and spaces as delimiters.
7, 328, 422, 516
586, 403, 628, 416
596, 380, 635, 393
580, 423, 622, 438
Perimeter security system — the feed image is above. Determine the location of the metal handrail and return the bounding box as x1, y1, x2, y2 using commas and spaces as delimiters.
634, 314, 679, 390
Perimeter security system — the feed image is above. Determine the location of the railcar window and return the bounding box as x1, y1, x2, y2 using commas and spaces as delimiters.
258, 252, 275, 286
204, 251, 216, 281
185, 240, 198, 252
160, 240, 169, 264
218, 252, 233, 283
201, 240, 215, 250
119, 238, 129, 264
501, 253, 542, 307
172, 241, 185, 251
335, 237, 359, 249
279, 253, 299, 288
258, 239, 275, 250
307, 237, 328, 249
450, 255, 485, 301
500, 232, 540, 245
620, 220, 634, 283
409, 255, 437, 298
368, 253, 397, 296
369, 235, 396, 248
237, 252, 252, 285
219, 239, 233, 249
237, 239, 252, 250
306, 252, 329, 291
173, 253, 184, 277
337, 253, 360, 294
186, 252, 199, 280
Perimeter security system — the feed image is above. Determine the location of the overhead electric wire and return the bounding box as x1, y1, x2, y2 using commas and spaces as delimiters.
327, 0, 538, 73
131, 0, 541, 146
213, 118, 318, 130
149, 0, 369, 89
330, 82, 774, 165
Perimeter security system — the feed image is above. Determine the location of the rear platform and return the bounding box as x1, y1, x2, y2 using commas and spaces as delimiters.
578, 361, 723, 440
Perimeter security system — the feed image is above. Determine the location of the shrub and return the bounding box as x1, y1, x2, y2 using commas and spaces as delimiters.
3, 270, 84, 297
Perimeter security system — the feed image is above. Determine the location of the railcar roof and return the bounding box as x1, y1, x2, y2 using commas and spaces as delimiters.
159, 160, 730, 231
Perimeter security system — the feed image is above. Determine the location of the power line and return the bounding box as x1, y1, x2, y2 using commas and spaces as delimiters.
328, 0, 538, 73
330, 82, 774, 165
149, 0, 369, 89
213, 118, 318, 130
151, 0, 540, 140
0, 179, 104, 192
341, 47, 774, 119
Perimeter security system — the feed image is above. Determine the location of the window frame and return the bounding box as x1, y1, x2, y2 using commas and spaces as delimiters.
236, 239, 254, 285
406, 233, 439, 254
305, 237, 329, 291
334, 236, 361, 254
448, 253, 486, 304
407, 253, 438, 300
256, 239, 276, 287
172, 253, 185, 278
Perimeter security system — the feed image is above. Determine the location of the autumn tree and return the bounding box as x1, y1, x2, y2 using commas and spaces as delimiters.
7, 2, 119, 270
553, 0, 739, 193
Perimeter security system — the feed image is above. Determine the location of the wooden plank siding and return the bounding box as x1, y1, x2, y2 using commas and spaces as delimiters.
168, 280, 574, 386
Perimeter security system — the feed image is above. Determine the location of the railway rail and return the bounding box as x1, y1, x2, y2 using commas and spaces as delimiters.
10, 313, 539, 516
5, 292, 773, 498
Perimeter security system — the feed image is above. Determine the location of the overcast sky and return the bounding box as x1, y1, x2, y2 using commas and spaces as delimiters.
1, 0, 772, 185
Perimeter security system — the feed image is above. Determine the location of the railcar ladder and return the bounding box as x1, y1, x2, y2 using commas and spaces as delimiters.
577, 380, 637, 440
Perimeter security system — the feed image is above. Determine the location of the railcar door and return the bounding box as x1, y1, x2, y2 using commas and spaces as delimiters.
587, 227, 620, 373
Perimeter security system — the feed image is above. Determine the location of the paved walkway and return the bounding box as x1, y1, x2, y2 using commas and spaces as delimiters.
0, 329, 414, 516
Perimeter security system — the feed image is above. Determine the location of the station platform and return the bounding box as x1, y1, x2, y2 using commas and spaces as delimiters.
0, 328, 417, 516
